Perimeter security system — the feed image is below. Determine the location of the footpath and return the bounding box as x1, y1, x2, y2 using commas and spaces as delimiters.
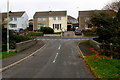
79, 40, 93, 56
2, 40, 45, 68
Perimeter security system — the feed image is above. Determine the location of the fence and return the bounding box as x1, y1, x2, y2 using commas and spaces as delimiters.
89, 40, 120, 59
100, 43, 120, 59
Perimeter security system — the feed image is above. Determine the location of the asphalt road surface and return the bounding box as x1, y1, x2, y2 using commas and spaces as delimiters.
3, 39, 94, 78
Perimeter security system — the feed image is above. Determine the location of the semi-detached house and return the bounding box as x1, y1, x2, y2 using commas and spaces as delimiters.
2, 11, 29, 30
33, 11, 67, 32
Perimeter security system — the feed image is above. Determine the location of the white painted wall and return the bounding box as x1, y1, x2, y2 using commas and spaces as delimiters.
9, 12, 29, 30
49, 16, 67, 32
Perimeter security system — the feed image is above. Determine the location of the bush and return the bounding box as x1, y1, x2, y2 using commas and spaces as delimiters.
2, 29, 32, 51
40, 27, 54, 34
2, 44, 7, 51
28, 32, 43, 36
83, 30, 97, 37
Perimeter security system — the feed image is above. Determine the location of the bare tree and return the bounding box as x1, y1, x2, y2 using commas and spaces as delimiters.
103, 0, 120, 12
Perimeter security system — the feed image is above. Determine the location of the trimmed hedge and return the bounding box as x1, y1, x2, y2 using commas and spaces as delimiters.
28, 32, 43, 36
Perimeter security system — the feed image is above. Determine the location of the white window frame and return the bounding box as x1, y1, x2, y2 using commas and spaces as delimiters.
53, 17, 56, 20
58, 16, 61, 20
10, 24, 17, 28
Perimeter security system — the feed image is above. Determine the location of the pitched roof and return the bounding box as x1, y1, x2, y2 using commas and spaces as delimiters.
79, 10, 116, 16
2, 11, 25, 18
34, 11, 67, 17
67, 15, 77, 20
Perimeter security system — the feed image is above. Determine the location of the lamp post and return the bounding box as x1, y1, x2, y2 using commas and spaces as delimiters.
7, 0, 9, 53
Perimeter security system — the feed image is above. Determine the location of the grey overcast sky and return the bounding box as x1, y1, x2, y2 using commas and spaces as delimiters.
0, 0, 115, 19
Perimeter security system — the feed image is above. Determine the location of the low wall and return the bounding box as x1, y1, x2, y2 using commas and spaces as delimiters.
16, 39, 37, 52
89, 39, 101, 50
44, 34, 61, 37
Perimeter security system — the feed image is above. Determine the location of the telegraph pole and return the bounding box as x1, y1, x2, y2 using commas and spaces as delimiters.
7, 0, 9, 53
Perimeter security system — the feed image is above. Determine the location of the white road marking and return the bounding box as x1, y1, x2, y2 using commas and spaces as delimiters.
53, 53, 59, 63
58, 45, 61, 50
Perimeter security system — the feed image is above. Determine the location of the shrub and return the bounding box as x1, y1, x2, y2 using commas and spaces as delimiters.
2, 29, 32, 51
28, 32, 43, 36
40, 27, 54, 34
83, 30, 97, 37
2, 44, 7, 51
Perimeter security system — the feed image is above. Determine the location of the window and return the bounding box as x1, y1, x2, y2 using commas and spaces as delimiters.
38, 18, 42, 21
38, 23, 46, 29
42, 18, 46, 21
38, 18, 46, 21
10, 24, 17, 28
14, 17, 17, 21
53, 24, 62, 30
58, 17, 61, 20
10, 17, 13, 21
53, 17, 56, 20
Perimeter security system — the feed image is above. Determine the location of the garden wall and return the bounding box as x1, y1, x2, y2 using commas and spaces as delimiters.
89, 39, 101, 50
16, 39, 37, 52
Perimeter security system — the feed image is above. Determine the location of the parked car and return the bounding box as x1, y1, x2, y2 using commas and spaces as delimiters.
75, 28, 82, 35
14, 28, 23, 33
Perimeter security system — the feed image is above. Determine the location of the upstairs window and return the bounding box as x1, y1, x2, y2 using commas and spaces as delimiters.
58, 17, 61, 20
38, 18, 46, 21
14, 17, 17, 21
53, 17, 56, 20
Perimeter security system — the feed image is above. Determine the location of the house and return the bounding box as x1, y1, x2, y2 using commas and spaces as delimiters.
67, 15, 78, 31
33, 11, 67, 32
28, 19, 33, 31
2, 11, 29, 30
78, 10, 116, 30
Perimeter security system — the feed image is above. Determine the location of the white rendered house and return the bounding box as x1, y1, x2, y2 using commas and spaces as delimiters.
2, 11, 29, 30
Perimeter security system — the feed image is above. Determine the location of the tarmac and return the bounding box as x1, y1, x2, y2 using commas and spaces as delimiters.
2, 40, 45, 68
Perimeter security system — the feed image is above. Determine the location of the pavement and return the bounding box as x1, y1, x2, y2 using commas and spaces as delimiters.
3, 39, 95, 78
78, 40, 93, 56
2, 40, 45, 68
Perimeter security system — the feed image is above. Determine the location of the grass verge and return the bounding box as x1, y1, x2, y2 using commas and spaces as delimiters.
0, 51, 17, 59
84, 55, 120, 78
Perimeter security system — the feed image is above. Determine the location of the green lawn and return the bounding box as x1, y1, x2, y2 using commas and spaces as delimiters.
84, 55, 120, 78
0, 51, 17, 59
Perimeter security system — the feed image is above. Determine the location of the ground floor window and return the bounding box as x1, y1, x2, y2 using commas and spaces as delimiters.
53, 24, 61, 30
9, 24, 17, 28
38, 23, 46, 29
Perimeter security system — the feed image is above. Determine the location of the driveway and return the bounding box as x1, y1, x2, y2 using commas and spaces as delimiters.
3, 39, 94, 78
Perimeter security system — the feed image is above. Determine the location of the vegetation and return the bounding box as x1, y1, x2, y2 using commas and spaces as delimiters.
2, 29, 32, 51
90, 9, 120, 44
103, 1, 120, 12
0, 51, 17, 59
40, 27, 54, 34
84, 55, 120, 78
82, 29, 97, 37
27, 32, 43, 36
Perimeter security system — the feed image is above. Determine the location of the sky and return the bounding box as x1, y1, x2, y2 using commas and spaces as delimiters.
0, 0, 115, 19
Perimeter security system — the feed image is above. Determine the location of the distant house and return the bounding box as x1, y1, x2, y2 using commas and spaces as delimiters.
33, 11, 67, 32
2, 11, 29, 30
67, 15, 78, 31
78, 10, 116, 30
28, 19, 33, 31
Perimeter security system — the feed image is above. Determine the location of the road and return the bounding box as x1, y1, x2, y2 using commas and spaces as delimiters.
3, 39, 94, 78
